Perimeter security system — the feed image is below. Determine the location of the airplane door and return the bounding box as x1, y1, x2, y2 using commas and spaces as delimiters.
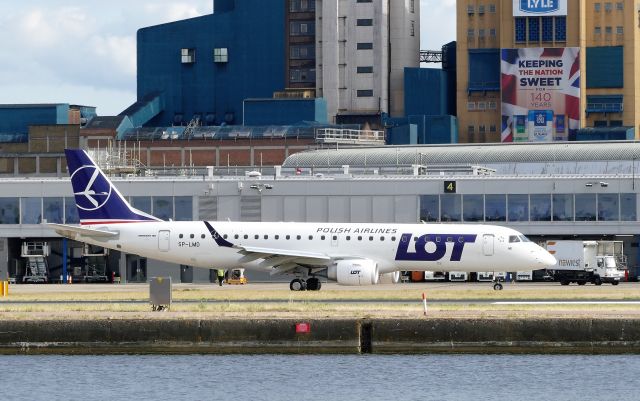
482, 234, 494, 256
331, 234, 338, 247
158, 230, 170, 252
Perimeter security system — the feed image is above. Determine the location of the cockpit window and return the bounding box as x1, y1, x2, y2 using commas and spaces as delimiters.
519, 235, 531, 242
509, 235, 521, 243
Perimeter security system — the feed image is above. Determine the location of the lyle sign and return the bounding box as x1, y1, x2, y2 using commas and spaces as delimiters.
513, 0, 567, 16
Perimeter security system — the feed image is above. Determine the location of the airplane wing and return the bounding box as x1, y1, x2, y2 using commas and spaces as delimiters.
236, 245, 333, 274
47, 223, 119, 239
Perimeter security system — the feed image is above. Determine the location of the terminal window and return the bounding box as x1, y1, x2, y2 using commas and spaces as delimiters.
515, 17, 526, 42
357, 42, 373, 50
555, 17, 566, 41
290, 21, 315, 35
181, 48, 195, 64
214, 48, 228, 63
528, 17, 540, 42
595, 2, 601, 12
357, 19, 373, 26
290, 44, 315, 60
289, 0, 315, 12
357, 90, 374, 97
542, 17, 553, 41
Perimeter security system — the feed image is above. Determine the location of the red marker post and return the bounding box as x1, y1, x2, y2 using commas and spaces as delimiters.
422, 292, 427, 316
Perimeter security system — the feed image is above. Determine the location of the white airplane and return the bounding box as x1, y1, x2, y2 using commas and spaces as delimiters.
49, 149, 556, 291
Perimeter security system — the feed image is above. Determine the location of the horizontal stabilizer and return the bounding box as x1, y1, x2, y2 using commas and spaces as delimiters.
47, 223, 119, 239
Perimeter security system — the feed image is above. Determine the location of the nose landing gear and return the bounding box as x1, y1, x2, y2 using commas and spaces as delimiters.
492, 275, 504, 291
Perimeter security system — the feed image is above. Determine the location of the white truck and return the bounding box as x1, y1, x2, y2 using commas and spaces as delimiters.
545, 240, 626, 286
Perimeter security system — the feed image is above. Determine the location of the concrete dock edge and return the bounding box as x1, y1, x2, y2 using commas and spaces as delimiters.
0, 318, 639, 354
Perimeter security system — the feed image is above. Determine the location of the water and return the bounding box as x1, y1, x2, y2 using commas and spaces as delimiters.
1, 354, 636, 401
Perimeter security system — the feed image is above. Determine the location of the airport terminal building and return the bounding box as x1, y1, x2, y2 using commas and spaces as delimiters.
0, 141, 639, 283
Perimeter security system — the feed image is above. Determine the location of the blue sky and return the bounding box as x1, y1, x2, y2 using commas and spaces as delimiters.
0, 1, 455, 115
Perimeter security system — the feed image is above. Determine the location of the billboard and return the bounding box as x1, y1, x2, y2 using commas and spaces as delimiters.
501, 47, 580, 142
513, 0, 567, 16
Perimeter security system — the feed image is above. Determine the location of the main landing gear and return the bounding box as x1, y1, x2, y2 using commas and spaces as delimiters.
290, 277, 322, 291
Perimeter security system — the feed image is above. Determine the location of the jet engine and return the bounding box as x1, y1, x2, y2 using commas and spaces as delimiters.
378, 271, 401, 284
327, 259, 379, 286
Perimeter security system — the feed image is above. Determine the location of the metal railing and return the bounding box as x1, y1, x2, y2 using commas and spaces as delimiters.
315, 128, 385, 145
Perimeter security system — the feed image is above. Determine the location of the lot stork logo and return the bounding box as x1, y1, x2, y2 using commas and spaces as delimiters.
70, 166, 112, 211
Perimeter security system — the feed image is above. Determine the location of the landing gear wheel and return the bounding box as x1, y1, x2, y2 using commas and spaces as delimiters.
560, 280, 570, 286
493, 283, 503, 291
290, 278, 307, 291
306, 277, 322, 291
612, 281, 619, 286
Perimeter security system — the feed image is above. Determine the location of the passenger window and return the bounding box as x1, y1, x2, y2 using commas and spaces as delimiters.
346, 236, 351, 240
223, 234, 228, 239
369, 236, 374, 241
254, 235, 259, 240
458, 236, 465, 243
190, 234, 194, 239
391, 236, 396, 241
321, 235, 326, 240
201, 234, 205, 239
234, 234, 239, 239
179, 234, 184, 239
446, 237, 452, 242
333, 235, 337, 240
297, 235, 301, 240
244, 235, 248, 239
275, 235, 279, 240
380, 236, 385, 241
414, 237, 418, 242
358, 236, 363, 241
286, 235, 290, 240
436, 236, 441, 242
308, 235, 313, 240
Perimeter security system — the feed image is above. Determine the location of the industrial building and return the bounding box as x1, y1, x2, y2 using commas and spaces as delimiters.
130, 0, 420, 130
0, 141, 639, 284
457, 0, 639, 143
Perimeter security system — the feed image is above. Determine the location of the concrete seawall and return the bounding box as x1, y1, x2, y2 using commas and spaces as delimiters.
1, 318, 640, 354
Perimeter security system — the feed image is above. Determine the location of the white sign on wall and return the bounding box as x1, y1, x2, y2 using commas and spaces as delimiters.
513, 0, 567, 16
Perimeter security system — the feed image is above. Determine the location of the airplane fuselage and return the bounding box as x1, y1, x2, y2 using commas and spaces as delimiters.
74, 221, 551, 274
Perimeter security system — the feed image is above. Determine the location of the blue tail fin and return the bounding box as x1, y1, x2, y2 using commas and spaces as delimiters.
65, 149, 161, 225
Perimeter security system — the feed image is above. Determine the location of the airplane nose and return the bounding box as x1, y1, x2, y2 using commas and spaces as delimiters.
537, 250, 556, 268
